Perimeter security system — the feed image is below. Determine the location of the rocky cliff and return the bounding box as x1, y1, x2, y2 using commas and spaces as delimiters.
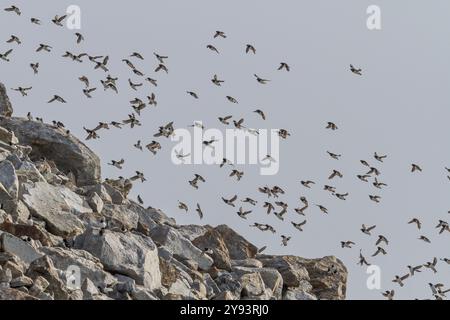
0, 84, 347, 300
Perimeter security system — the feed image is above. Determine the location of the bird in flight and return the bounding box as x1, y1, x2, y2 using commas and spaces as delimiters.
206, 44, 219, 54
0, 49, 13, 62
195, 203, 204, 219
178, 201, 188, 212
214, 31, 226, 38
6, 35, 21, 45
382, 290, 395, 300
361, 224, 376, 235
75, 32, 84, 44
246, 44, 256, 54
326, 122, 338, 130
254, 74, 270, 84
281, 235, 291, 247
237, 207, 252, 219
48, 95, 66, 103
211, 74, 224, 86
340, 241, 355, 249
11, 86, 32, 97
4, 5, 21, 15
52, 15, 67, 26
408, 218, 422, 229
291, 220, 307, 232
222, 195, 238, 207
350, 64, 362, 75
278, 62, 290, 71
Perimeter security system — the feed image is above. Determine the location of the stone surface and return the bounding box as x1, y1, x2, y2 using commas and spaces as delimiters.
21, 182, 88, 237
283, 288, 317, 300
215, 225, 258, 260
257, 255, 310, 287
39, 246, 116, 289
0, 83, 13, 117
0, 232, 43, 265
0, 117, 100, 186
0, 288, 37, 300
87, 192, 104, 213
150, 225, 213, 271
192, 227, 231, 271
74, 228, 161, 290
0, 160, 18, 200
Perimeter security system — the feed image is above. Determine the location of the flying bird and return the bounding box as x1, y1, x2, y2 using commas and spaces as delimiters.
350, 64, 362, 75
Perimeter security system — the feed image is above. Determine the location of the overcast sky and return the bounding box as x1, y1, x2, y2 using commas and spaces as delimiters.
1, 0, 450, 300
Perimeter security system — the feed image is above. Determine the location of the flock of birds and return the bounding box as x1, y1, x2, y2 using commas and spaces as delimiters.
2, 4, 450, 300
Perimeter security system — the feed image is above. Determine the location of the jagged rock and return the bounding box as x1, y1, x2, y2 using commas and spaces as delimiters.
101, 204, 139, 231
0, 232, 43, 265
231, 259, 263, 268
257, 255, 310, 287
144, 206, 176, 227
15, 160, 46, 183
21, 181, 88, 237
0, 117, 101, 186
231, 266, 283, 300
236, 272, 266, 298
215, 225, 257, 260
213, 290, 236, 300
0, 160, 18, 200
74, 228, 161, 290
0, 126, 18, 145
283, 288, 317, 300
2, 260, 25, 279
102, 183, 125, 205
81, 278, 100, 299
0, 221, 61, 247
39, 246, 116, 289
0, 84, 13, 117
177, 224, 207, 241
131, 286, 159, 300
192, 279, 207, 299
192, 227, 231, 270
290, 256, 347, 300
203, 273, 220, 298
214, 271, 242, 298
25, 255, 71, 300
10, 275, 33, 288
114, 274, 136, 294
157, 247, 200, 292
82, 184, 112, 203
87, 192, 103, 213
149, 225, 213, 271
29, 275, 49, 295
0, 288, 37, 300
180, 259, 198, 271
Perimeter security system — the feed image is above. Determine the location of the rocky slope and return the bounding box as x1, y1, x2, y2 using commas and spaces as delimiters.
0, 83, 347, 300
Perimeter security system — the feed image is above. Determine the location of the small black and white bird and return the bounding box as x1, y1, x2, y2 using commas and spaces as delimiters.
281, 235, 291, 247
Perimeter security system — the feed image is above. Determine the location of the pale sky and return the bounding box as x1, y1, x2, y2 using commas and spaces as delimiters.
1, 0, 450, 299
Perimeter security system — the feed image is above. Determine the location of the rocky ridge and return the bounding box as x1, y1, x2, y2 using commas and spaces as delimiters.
0, 84, 347, 300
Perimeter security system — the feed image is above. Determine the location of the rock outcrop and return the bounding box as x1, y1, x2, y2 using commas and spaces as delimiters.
0, 84, 347, 300
0, 83, 13, 117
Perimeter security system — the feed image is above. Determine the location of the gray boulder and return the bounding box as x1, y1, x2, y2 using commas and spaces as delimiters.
149, 225, 213, 271
21, 181, 89, 237
74, 229, 161, 290
0, 160, 18, 200
39, 247, 116, 289
0, 83, 13, 117
215, 225, 258, 260
0, 232, 43, 265
0, 117, 101, 186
